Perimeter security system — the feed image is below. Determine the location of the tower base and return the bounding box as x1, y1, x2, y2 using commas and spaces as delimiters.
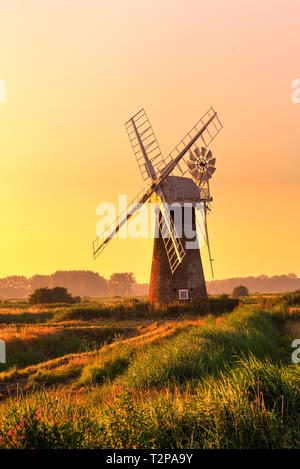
148, 232, 207, 305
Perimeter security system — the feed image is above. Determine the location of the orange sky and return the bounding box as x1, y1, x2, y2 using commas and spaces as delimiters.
0, 0, 299, 283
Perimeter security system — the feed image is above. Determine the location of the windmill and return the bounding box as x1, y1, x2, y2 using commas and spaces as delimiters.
93, 107, 222, 304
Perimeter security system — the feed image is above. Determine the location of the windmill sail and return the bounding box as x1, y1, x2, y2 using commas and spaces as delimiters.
125, 109, 165, 182
93, 187, 150, 259
155, 188, 185, 274
159, 107, 222, 178
195, 203, 214, 278
93, 183, 185, 273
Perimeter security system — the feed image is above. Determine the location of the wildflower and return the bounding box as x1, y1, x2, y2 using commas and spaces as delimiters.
8, 430, 12, 437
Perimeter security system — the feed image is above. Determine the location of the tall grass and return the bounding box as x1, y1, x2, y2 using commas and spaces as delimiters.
0, 326, 138, 372
256, 290, 300, 309
281, 290, 300, 306
0, 296, 238, 324
0, 311, 53, 324
52, 296, 238, 322
1, 359, 299, 448
120, 306, 285, 389
147, 357, 300, 449
79, 343, 135, 385
0, 303, 299, 449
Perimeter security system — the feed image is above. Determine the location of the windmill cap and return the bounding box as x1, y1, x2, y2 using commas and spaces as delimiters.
159, 176, 203, 206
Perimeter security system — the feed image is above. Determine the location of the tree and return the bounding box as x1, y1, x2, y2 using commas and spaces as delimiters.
28, 271, 108, 297
108, 272, 136, 296
232, 285, 249, 298
0, 275, 29, 298
29, 287, 76, 305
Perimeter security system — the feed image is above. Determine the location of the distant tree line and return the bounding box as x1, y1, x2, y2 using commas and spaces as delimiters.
1, 272, 299, 299
207, 273, 300, 294
0, 271, 137, 299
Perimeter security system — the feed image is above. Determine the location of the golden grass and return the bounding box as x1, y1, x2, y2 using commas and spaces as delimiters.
0, 316, 207, 399
0, 326, 59, 342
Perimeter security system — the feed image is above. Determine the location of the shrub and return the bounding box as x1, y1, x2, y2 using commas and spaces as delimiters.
232, 285, 249, 298
29, 287, 76, 305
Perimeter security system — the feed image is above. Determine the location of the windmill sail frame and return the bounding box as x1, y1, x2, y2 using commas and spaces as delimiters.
125, 109, 166, 183
153, 188, 185, 274
160, 107, 222, 178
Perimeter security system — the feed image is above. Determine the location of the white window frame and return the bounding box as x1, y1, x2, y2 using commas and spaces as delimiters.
178, 289, 189, 300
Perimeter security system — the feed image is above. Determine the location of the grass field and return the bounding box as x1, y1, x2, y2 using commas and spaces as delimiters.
0, 294, 299, 449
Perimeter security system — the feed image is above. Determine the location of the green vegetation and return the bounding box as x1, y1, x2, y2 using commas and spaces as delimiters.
0, 295, 237, 324
0, 325, 138, 372
52, 295, 238, 322
120, 307, 283, 389
0, 310, 53, 325
79, 343, 135, 386
281, 289, 300, 306
232, 285, 249, 298
29, 287, 78, 305
0, 294, 299, 449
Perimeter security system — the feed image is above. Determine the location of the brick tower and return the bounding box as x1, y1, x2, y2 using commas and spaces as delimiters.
148, 176, 207, 304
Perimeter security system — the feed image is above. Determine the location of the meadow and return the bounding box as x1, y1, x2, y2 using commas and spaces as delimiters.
0, 293, 299, 449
